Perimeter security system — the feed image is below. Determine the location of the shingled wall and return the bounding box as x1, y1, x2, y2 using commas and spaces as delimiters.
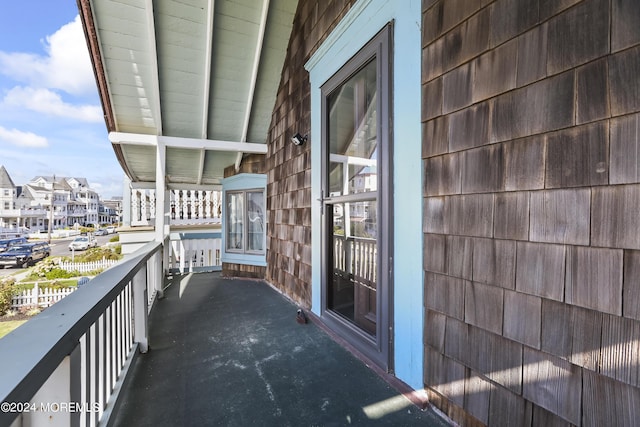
264, 0, 357, 306
422, 0, 640, 425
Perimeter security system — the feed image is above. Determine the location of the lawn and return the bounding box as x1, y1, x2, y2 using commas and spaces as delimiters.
0, 320, 27, 339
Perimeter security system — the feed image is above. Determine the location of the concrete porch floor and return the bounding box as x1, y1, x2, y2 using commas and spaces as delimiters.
112, 272, 451, 426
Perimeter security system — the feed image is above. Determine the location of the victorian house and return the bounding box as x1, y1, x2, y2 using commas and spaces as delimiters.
0, 166, 112, 232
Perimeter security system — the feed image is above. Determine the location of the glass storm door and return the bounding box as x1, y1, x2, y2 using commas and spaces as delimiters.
320, 25, 392, 370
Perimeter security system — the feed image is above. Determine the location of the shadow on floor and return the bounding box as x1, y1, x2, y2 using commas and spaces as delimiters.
112, 272, 451, 427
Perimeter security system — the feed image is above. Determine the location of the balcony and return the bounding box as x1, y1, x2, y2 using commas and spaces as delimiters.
0, 242, 449, 427
0, 209, 47, 218
129, 189, 221, 228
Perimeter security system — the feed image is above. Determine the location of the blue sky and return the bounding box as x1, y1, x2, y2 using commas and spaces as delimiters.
0, 1, 123, 199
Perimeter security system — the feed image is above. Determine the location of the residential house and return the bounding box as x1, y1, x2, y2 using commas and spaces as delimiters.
0, 167, 116, 232
100, 197, 122, 225
18, 0, 633, 425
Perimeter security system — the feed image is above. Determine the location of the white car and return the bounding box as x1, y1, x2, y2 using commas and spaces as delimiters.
106, 226, 117, 234
68, 236, 98, 251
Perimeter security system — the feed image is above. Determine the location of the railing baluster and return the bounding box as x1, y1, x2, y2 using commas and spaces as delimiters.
105, 307, 112, 406
98, 313, 106, 421
89, 322, 98, 427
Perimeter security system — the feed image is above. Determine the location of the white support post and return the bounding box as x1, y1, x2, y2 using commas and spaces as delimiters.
155, 139, 171, 277
132, 266, 149, 353
155, 139, 166, 244
21, 357, 72, 427
154, 249, 164, 300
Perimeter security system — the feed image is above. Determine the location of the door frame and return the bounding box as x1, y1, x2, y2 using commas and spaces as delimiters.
319, 23, 393, 372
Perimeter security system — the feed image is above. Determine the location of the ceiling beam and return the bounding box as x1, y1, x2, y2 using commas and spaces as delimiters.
201, 0, 215, 139
130, 181, 222, 191
109, 132, 267, 154
236, 0, 270, 171
145, 0, 163, 135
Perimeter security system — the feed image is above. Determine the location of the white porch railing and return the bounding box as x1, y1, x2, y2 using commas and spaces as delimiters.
0, 227, 30, 238
333, 235, 377, 285
12, 283, 76, 309
130, 189, 222, 227
0, 210, 47, 218
168, 232, 222, 273
0, 240, 163, 427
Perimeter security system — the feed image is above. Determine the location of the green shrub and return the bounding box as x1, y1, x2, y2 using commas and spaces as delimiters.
14, 280, 77, 291
109, 235, 120, 243
77, 247, 121, 262
0, 282, 14, 316
28, 258, 78, 280
60, 247, 122, 263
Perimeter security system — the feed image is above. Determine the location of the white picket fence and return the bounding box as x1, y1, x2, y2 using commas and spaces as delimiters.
58, 257, 119, 273
12, 283, 76, 309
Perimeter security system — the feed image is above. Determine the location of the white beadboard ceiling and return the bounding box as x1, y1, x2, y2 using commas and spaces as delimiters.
80, 0, 297, 186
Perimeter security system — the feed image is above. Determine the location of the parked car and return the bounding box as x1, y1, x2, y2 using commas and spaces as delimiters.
0, 242, 50, 268
0, 237, 28, 253
68, 236, 98, 251
94, 228, 108, 236
106, 226, 117, 234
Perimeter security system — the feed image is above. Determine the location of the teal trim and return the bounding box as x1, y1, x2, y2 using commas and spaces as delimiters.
221, 173, 267, 267
170, 232, 222, 240
221, 173, 266, 191
306, 0, 423, 390
169, 266, 222, 273
221, 252, 267, 267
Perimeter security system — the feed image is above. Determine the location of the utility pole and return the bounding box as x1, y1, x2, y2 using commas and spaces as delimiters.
47, 175, 55, 244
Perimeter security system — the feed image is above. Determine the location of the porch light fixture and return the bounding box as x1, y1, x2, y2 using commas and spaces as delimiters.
291, 133, 308, 146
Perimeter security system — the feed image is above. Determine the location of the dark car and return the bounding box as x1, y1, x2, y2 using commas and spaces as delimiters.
0, 237, 28, 253
0, 242, 50, 268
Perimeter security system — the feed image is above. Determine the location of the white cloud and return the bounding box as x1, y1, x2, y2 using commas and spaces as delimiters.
4, 86, 103, 122
0, 126, 48, 148
0, 15, 95, 96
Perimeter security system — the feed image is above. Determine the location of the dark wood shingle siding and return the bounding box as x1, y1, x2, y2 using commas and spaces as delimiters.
422, 0, 640, 425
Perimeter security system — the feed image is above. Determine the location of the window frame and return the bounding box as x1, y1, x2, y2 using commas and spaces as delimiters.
319, 23, 393, 371
224, 188, 266, 255
221, 173, 267, 267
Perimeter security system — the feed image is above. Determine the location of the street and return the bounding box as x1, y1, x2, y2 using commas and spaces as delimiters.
0, 233, 116, 278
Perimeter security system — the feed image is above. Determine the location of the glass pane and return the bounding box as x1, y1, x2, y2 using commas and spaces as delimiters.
328, 200, 377, 336
246, 191, 265, 252
327, 59, 377, 197
226, 192, 243, 251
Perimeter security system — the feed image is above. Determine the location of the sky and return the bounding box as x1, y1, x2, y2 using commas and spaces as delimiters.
0, 1, 123, 199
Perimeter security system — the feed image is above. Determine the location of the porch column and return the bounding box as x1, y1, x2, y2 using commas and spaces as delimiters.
155, 140, 171, 275
122, 176, 132, 227
155, 139, 167, 243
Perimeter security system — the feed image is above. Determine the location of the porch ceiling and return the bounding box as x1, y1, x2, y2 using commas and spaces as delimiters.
79, 0, 297, 186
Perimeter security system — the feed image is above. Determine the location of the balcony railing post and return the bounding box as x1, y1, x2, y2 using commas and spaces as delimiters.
156, 245, 165, 299
132, 266, 149, 353
20, 356, 72, 426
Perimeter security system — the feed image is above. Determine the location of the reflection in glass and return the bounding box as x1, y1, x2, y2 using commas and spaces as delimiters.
226, 192, 243, 250
327, 59, 378, 197
328, 200, 377, 336
247, 191, 264, 251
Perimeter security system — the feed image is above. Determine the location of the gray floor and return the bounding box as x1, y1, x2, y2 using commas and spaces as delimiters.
112, 273, 451, 427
